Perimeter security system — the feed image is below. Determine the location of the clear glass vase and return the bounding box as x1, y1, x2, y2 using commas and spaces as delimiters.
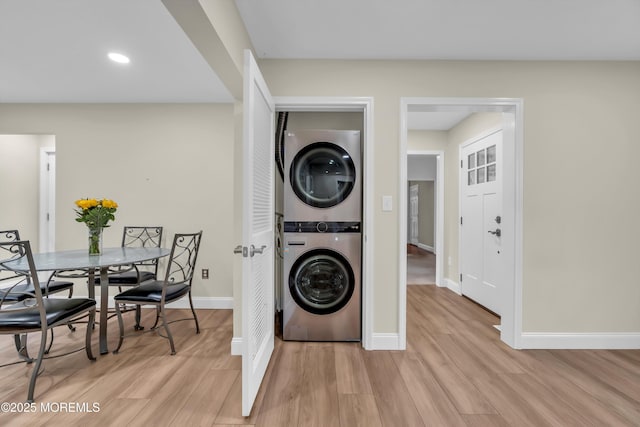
88, 227, 103, 256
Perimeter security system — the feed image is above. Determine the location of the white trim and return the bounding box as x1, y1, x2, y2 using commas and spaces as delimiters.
274, 96, 374, 350
520, 332, 640, 349
39, 147, 55, 252
231, 337, 243, 355
399, 97, 524, 351
416, 243, 434, 253
444, 278, 461, 295
370, 333, 401, 350
95, 296, 234, 310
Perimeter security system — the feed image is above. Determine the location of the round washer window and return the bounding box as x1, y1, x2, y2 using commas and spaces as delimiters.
289, 249, 355, 315
290, 142, 356, 208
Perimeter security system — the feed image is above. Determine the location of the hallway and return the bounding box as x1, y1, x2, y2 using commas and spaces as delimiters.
407, 244, 436, 285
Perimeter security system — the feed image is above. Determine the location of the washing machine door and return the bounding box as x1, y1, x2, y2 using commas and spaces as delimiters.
290, 142, 356, 208
289, 248, 355, 315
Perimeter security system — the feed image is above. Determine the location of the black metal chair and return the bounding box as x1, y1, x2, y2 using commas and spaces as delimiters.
94, 226, 163, 330
113, 231, 202, 355
0, 230, 76, 357
0, 240, 96, 402
0, 230, 75, 300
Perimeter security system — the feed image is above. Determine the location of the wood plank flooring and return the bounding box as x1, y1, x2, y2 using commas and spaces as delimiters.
1, 286, 639, 426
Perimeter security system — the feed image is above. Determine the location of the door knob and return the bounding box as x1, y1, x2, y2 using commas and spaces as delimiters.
488, 228, 501, 237
250, 244, 267, 257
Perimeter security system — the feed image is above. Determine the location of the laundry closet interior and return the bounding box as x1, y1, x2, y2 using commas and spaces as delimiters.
274, 111, 364, 342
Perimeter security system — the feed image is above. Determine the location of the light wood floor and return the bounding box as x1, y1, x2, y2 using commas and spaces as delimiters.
407, 244, 436, 285
1, 287, 639, 426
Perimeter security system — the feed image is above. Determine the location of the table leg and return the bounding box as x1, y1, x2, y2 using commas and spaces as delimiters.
99, 266, 109, 354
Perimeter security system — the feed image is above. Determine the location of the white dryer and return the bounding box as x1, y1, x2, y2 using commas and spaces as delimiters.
284, 130, 361, 222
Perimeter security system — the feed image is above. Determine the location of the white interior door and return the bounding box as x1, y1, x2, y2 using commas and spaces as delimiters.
460, 129, 503, 315
409, 184, 419, 245
241, 49, 275, 416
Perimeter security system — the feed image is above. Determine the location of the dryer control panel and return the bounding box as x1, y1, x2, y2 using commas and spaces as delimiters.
284, 221, 361, 233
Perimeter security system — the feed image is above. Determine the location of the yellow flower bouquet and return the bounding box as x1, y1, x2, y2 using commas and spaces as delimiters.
75, 198, 118, 255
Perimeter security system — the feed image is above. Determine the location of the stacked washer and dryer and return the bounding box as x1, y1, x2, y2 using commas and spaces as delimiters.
282, 130, 362, 341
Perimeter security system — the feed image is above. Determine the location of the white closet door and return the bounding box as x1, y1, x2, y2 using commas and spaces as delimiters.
242, 49, 275, 416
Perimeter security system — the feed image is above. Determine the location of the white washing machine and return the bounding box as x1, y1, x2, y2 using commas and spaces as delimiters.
284, 130, 361, 222
282, 221, 361, 341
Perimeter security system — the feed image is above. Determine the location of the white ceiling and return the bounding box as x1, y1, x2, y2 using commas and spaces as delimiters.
0, 0, 234, 103
235, 0, 640, 60
1, 0, 638, 109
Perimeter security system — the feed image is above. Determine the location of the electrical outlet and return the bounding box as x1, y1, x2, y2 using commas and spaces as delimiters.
202, 268, 209, 279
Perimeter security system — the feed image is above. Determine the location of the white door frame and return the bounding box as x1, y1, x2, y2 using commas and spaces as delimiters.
399, 97, 524, 349
275, 96, 374, 349
406, 151, 444, 287
39, 147, 55, 252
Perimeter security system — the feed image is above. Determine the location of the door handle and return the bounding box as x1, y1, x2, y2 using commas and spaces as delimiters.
250, 244, 267, 257
234, 245, 248, 257
488, 228, 501, 237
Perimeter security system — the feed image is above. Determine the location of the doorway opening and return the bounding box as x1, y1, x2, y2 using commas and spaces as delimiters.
399, 98, 523, 349
0, 134, 56, 252
406, 152, 443, 288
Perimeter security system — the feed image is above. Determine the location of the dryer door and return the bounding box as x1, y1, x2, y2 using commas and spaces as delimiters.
290, 142, 356, 208
289, 248, 355, 314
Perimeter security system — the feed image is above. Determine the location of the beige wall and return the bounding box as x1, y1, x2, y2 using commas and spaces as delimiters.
258, 59, 640, 333
0, 134, 45, 250
0, 104, 236, 300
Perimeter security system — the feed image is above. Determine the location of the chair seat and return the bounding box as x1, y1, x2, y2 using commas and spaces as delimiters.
0, 280, 74, 302
94, 270, 156, 285
0, 298, 96, 332
114, 281, 190, 304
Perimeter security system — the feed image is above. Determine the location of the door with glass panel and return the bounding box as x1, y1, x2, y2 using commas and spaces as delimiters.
460, 129, 504, 315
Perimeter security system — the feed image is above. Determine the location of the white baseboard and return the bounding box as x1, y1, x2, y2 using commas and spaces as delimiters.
231, 337, 242, 355
370, 333, 402, 350
417, 243, 434, 253
520, 332, 640, 349
443, 278, 461, 295
95, 296, 234, 310
232, 334, 403, 352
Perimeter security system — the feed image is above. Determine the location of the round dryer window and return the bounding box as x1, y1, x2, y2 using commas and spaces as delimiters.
289, 249, 355, 315
290, 142, 356, 208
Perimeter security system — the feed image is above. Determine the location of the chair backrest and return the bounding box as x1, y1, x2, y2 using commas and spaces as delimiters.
0, 230, 20, 242
0, 241, 46, 325
122, 226, 163, 272
162, 231, 202, 290
0, 231, 25, 293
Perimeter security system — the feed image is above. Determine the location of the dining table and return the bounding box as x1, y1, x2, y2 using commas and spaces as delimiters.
4, 246, 171, 354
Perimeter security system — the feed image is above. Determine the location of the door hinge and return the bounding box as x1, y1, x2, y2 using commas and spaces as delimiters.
460, 274, 462, 282
47, 163, 50, 171
460, 216, 463, 225
46, 213, 50, 221
460, 160, 463, 168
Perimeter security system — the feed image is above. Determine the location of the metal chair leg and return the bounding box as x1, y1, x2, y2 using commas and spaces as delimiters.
188, 292, 200, 334
159, 309, 176, 355
27, 328, 48, 403
134, 305, 144, 330
151, 306, 160, 330
86, 309, 96, 361
112, 302, 125, 354
44, 328, 54, 354
14, 333, 33, 363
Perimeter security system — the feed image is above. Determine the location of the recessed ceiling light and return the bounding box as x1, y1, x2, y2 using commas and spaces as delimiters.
108, 52, 130, 64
